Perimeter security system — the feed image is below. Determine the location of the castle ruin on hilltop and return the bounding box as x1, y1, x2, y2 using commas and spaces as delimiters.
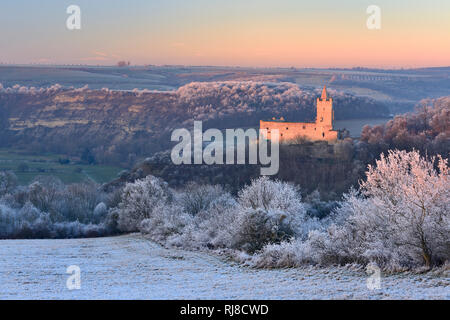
260, 85, 339, 142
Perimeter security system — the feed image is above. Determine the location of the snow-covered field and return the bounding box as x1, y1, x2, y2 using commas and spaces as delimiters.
0, 234, 448, 300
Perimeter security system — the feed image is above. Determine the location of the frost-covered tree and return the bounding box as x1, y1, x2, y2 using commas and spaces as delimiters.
57, 182, 104, 224
222, 177, 310, 252
0, 171, 18, 196
140, 204, 193, 242
27, 176, 64, 214
176, 183, 225, 216
117, 175, 172, 232
178, 193, 238, 249
311, 150, 449, 269
360, 149, 449, 267
250, 150, 449, 269
231, 207, 296, 253
238, 177, 307, 233
238, 176, 305, 215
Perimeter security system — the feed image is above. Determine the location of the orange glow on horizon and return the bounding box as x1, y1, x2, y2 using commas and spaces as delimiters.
1, 0, 449, 68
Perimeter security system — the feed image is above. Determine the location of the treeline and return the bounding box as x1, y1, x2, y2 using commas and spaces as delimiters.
361, 96, 449, 157
0, 173, 120, 239
110, 139, 366, 200
0, 82, 389, 166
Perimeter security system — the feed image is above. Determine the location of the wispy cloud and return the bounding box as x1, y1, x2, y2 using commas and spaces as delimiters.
79, 56, 109, 61
92, 51, 108, 57
78, 50, 123, 63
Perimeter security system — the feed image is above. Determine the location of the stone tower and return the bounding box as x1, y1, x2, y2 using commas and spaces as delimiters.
316, 85, 334, 131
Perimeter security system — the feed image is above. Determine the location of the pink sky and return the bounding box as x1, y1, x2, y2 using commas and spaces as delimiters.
1, 0, 449, 68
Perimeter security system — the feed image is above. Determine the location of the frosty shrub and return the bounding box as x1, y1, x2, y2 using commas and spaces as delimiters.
238, 177, 307, 236
243, 193, 362, 268
26, 176, 64, 214
230, 207, 295, 253
94, 202, 108, 217
0, 176, 116, 239
210, 177, 310, 253
246, 151, 449, 270
140, 204, 193, 242
23, 177, 108, 224
176, 183, 225, 216
249, 239, 308, 268
0, 202, 113, 239
117, 175, 173, 232
0, 203, 21, 238
303, 190, 339, 219
309, 150, 449, 269
238, 177, 302, 212
56, 182, 107, 224
178, 192, 238, 249
118, 182, 233, 246
114, 178, 240, 248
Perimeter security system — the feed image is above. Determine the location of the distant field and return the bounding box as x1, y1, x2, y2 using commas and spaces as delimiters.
0, 66, 177, 91
1, 66, 449, 107
0, 149, 123, 185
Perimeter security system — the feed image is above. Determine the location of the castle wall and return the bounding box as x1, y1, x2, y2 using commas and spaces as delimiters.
260, 86, 338, 143
260, 120, 338, 142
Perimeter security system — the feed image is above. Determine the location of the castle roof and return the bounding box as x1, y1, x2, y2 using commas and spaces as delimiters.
321, 85, 328, 100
